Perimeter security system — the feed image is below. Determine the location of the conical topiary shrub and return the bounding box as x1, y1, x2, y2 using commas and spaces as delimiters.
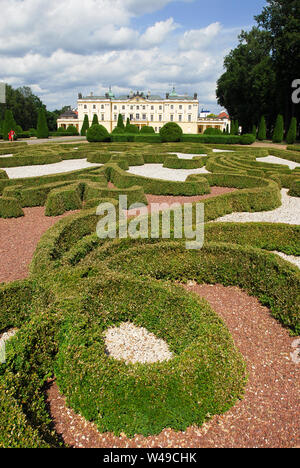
272, 114, 284, 143
286, 117, 297, 144
81, 114, 89, 136
37, 108, 49, 139
92, 114, 99, 125
258, 116, 267, 141
117, 113, 125, 130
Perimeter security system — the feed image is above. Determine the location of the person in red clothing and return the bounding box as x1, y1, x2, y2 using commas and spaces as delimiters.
8, 129, 15, 141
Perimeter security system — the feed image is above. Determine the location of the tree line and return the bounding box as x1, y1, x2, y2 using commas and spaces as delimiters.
216, 0, 300, 140
0, 84, 69, 136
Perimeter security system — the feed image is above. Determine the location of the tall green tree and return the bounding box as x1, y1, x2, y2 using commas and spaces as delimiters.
3, 110, 17, 140
117, 113, 125, 130
37, 108, 49, 139
81, 114, 89, 136
272, 114, 284, 143
258, 116, 267, 141
255, 0, 300, 125
217, 1, 300, 133
286, 117, 297, 144
92, 114, 99, 125
252, 125, 257, 137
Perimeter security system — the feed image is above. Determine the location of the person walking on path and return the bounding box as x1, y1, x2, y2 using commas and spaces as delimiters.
8, 129, 15, 141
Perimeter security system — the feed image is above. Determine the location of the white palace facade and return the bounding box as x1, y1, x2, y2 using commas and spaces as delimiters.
57, 87, 230, 135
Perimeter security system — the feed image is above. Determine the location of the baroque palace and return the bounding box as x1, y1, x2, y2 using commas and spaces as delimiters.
57, 87, 230, 134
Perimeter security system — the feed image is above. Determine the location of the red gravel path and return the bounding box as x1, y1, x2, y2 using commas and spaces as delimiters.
126, 187, 236, 216
0, 207, 78, 283
47, 284, 300, 448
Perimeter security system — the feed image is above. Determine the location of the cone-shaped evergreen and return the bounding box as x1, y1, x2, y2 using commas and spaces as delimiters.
230, 120, 235, 135
3, 110, 17, 141
81, 114, 89, 136
286, 117, 297, 144
235, 120, 239, 135
92, 114, 99, 125
37, 108, 49, 139
126, 117, 130, 128
258, 116, 267, 141
272, 114, 284, 143
117, 113, 125, 130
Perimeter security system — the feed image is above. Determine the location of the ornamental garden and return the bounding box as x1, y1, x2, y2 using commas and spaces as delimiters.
0, 123, 299, 448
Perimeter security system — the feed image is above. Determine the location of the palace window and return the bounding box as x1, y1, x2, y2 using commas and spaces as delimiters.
122, 105, 125, 110
84, 105, 87, 109
150, 115, 154, 121
159, 115, 162, 121
101, 114, 104, 121
179, 105, 182, 110
171, 105, 174, 110
142, 114, 146, 120
159, 105, 162, 110
188, 114, 192, 122
170, 115, 174, 121
93, 105, 96, 109
136, 114, 140, 120
114, 105, 117, 110
114, 114, 117, 121
101, 105, 104, 109
179, 115, 182, 122
188, 105, 192, 110
151, 106, 154, 110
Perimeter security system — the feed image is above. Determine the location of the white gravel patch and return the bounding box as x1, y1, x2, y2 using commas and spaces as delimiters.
213, 149, 235, 153
256, 155, 300, 170
4, 159, 102, 179
105, 322, 173, 365
0, 154, 13, 158
127, 163, 210, 181
0, 329, 18, 363
214, 189, 300, 225
272, 252, 300, 269
169, 152, 207, 159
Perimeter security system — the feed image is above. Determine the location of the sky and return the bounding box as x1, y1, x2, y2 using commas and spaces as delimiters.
0, 0, 267, 113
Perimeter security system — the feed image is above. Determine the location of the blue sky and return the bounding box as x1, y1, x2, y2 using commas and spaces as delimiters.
0, 0, 268, 113
133, 0, 266, 31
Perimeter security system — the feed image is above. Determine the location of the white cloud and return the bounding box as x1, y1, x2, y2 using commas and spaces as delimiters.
0, 0, 239, 113
141, 18, 178, 46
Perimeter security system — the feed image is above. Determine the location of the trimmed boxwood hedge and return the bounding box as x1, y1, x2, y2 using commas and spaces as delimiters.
0, 197, 24, 218
289, 179, 300, 197
45, 184, 83, 216
102, 241, 300, 334
54, 273, 246, 437
163, 155, 208, 169
106, 163, 211, 196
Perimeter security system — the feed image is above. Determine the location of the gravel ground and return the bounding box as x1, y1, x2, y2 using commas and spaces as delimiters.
105, 322, 173, 365
212, 149, 234, 153
127, 164, 210, 181
256, 155, 300, 170
214, 189, 300, 225
0, 206, 79, 283
47, 283, 300, 448
273, 251, 300, 269
4, 159, 101, 179
0, 154, 13, 158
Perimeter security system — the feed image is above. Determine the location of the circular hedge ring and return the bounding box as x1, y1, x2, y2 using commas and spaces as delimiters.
54, 274, 246, 437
